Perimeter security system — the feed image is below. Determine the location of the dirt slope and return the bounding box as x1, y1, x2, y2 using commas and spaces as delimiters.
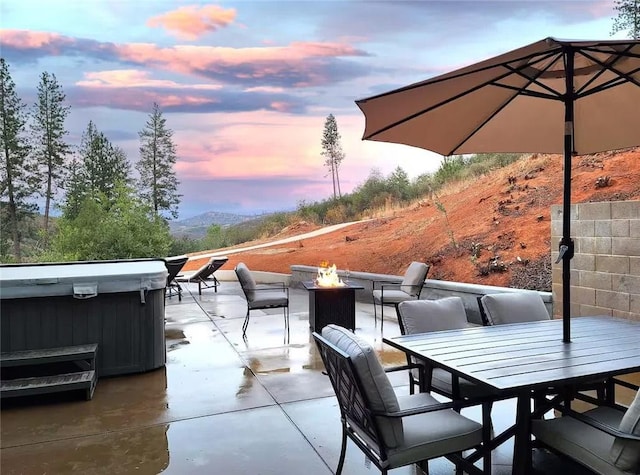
185, 148, 640, 289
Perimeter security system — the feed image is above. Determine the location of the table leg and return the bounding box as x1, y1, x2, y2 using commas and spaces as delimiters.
513, 393, 532, 474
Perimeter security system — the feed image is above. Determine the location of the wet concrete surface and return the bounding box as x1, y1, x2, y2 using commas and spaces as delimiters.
0, 281, 622, 474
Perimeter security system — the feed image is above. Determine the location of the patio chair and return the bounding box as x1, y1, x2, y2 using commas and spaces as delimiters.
478, 291, 550, 325
164, 255, 188, 301
479, 291, 606, 405
235, 262, 289, 338
531, 380, 640, 475
177, 256, 228, 295
313, 324, 488, 475
372, 261, 429, 333
397, 298, 492, 399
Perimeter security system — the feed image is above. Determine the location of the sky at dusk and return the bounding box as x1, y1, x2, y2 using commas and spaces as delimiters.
0, 0, 626, 219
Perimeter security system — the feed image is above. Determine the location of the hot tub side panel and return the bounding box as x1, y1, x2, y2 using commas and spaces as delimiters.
0, 288, 165, 377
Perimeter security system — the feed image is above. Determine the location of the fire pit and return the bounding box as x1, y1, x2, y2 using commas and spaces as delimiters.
303, 263, 363, 332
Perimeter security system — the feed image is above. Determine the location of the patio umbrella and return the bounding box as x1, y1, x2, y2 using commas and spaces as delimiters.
356, 37, 640, 342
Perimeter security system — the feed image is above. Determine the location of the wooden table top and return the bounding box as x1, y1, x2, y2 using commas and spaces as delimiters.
384, 316, 640, 394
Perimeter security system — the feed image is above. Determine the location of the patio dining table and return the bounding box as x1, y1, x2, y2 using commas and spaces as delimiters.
383, 316, 640, 474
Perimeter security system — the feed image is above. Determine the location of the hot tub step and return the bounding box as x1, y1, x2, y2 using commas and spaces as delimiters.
1, 370, 97, 400
0, 343, 98, 370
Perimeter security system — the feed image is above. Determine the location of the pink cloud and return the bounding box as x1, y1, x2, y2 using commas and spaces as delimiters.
76, 69, 223, 90
147, 5, 236, 40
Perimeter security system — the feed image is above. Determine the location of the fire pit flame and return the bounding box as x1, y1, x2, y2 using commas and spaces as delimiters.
316, 263, 345, 287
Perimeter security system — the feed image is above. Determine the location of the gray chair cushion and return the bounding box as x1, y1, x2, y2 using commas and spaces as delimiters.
611, 390, 640, 472
400, 262, 429, 296
388, 393, 483, 467
249, 292, 288, 308
372, 289, 414, 305
398, 297, 469, 334
480, 292, 550, 325
532, 406, 629, 475
321, 325, 403, 448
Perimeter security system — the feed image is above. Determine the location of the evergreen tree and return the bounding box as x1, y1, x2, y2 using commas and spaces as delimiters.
31, 71, 70, 234
62, 154, 88, 220
136, 103, 180, 219
611, 0, 640, 38
0, 59, 36, 261
321, 114, 345, 199
79, 120, 130, 205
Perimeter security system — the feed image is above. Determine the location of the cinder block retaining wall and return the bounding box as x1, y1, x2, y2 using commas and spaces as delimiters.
551, 200, 640, 320
290, 265, 552, 326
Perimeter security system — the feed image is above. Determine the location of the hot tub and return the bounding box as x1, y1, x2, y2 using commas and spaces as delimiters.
0, 259, 167, 377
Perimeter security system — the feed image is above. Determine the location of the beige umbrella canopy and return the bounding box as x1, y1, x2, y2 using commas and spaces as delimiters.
356, 37, 640, 342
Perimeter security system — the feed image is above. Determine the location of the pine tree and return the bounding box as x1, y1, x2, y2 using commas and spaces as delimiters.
136, 103, 180, 220
79, 120, 130, 205
321, 114, 345, 199
0, 59, 36, 261
611, 0, 640, 38
31, 71, 71, 234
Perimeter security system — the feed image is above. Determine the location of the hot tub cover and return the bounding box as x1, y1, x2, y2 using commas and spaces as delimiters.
0, 259, 168, 300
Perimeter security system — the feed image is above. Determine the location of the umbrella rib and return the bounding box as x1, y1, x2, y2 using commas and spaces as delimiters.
446, 56, 560, 154
575, 47, 640, 97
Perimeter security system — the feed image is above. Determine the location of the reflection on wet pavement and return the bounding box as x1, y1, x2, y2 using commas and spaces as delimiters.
1, 280, 623, 474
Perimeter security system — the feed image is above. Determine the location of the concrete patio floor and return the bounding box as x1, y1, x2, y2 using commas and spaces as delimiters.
1, 281, 599, 474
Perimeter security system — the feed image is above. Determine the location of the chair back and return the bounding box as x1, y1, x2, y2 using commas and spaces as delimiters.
480, 292, 550, 325
400, 262, 430, 297
193, 256, 228, 280
235, 262, 257, 300
397, 297, 468, 335
610, 390, 640, 472
164, 256, 188, 285
316, 325, 403, 450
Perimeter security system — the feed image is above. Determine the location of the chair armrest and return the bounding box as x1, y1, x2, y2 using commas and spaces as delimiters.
374, 395, 487, 418
563, 409, 640, 441
254, 283, 287, 291
611, 378, 640, 391
383, 363, 421, 374
372, 279, 400, 290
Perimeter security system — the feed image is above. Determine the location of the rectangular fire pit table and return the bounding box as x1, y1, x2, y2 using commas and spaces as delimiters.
302, 281, 364, 332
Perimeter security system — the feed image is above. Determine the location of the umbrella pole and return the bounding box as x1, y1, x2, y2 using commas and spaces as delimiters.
560, 47, 576, 343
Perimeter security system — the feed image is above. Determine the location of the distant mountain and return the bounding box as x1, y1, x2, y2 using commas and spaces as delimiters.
169, 211, 255, 238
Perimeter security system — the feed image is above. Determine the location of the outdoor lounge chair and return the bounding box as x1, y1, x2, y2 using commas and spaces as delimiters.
313, 324, 488, 475
531, 380, 640, 475
371, 261, 429, 333
164, 255, 188, 301
235, 262, 289, 338
177, 256, 228, 295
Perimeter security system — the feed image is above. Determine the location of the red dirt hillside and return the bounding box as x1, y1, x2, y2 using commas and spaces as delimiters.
185, 148, 640, 289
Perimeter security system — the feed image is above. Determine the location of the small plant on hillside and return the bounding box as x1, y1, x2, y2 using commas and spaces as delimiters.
431, 188, 457, 249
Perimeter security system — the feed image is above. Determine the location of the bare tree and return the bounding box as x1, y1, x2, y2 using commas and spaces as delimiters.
321, 114, 345, 199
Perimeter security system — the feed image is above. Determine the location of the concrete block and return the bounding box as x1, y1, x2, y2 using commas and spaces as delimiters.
596, 255, 630, 274
594, 220, 612, 237
550, 219, 563, 238
579, 202, 611, 220
596, 289, 630, 312
612, 220, 630, 237
552, 266, 563, 285
611, 274, 640, 294
580, 304, 613, 317
572, 254, 595, 271
612, 310, 637, 320
575, 220, 595, 237
611, 201, 640, 219
577, 237, 594, 253
631, 257, 640, 276
612, 238, 640, 257
581, 271, 612, 291
551, 204, 577, 220
572, 286, 596, 306
595, 237, 612, 254
631, 220, 640, 238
